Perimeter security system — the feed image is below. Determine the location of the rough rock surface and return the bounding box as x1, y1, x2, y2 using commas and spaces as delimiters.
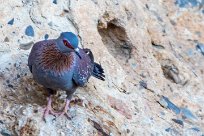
0, 0, 204, 135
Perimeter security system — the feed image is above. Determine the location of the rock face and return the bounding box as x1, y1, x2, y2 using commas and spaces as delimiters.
0, 0, 204, 135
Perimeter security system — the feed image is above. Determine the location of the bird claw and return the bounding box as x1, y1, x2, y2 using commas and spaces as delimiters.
42, 97, 71, 122
42, 107, 59, 122
58, 99, 71, 119
58, 110, 71, 120
42, 96, 59, 122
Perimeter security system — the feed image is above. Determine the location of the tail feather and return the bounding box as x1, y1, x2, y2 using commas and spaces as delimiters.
92, 62, 105, 81
83, 48, 105, 81
94, 63, 104, 73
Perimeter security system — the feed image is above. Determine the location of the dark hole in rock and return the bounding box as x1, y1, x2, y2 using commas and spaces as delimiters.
161, 64, 181, 84
8, 84, 14, 88
160, 59, 184, 84
98, 19, 137, 94
63, 9, 69, 13
98, 22, 132, 65
151, 41, 165, 49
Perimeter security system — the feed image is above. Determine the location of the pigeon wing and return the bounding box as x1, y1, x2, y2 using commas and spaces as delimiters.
72, 49, 94, 87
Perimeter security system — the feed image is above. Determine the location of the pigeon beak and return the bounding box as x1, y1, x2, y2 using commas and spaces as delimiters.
74, 48, 81, 59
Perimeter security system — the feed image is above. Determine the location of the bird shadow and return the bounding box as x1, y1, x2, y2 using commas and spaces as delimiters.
2, 64, 47, 107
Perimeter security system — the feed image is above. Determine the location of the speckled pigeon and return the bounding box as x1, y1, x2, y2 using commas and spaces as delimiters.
28, 32, 105, 120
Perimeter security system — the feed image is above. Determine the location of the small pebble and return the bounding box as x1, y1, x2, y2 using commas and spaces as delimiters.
186, 49, 193, 56
159, 96, 181, 114
7, 18, 14, 25
196, 43, 204, 56
48, 21, 53, 27
131, 63, 137, 69
0, 130, 11, 136
53, 0, 57, 4
175, 0, 199, 7
162, 65, 181, 84
165, 128, 171, 132
25, 25, 34, 37
110, 133, 114, 136
63, 9, 69, 13
139, 80, 147, 89
160, 111, 165, 116
44, 34, 49, 40
17, 74, 20, 78
165, 128, 180, 135
180, 108, 197, 120
8, 84, 13, 88
172, 119, 184, 126
4, 37, 9, 42
19, 41, 34, 50
33, 109, 38, 113
6, 80, 10, 83
191, 127, 200, 132
170, 20, 176, 25
126, 129, 130, 133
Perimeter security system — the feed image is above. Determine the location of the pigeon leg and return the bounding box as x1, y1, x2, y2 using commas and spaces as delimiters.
57, 89, 75, 118
43, 96, 59, 121
58, 99, 71, 119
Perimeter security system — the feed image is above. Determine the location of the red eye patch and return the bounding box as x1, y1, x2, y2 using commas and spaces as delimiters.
63, 40, 74, 49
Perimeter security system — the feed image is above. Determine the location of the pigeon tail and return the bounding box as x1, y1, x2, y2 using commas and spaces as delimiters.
92, 62, 105, 81
82, 48, 105, 81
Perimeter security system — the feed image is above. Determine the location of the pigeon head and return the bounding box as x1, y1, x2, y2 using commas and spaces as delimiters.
61, 32, 78, 49
57, 32, 81, 59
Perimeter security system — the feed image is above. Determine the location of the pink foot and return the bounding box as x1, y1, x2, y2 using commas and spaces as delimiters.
43, 96, 59, 121
58, 99, 71, 119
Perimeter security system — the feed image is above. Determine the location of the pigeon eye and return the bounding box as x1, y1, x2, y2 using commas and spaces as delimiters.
63, 40, 74, 49
85, 51, 89, 54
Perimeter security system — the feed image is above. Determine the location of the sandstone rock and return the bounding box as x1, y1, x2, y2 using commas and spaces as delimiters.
0, 0, 204, 135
